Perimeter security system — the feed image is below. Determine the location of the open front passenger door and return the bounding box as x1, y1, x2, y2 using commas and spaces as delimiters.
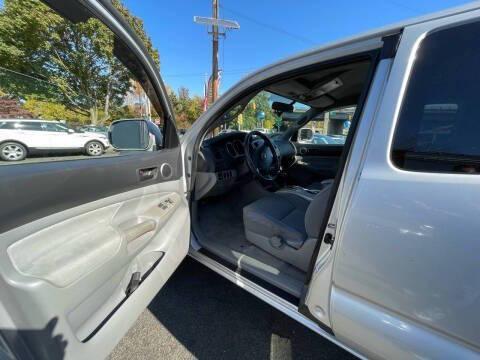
0, 1, 190, 358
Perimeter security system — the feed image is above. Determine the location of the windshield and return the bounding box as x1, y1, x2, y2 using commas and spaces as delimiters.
217, 91, 310, 136
215, 91, 354, 145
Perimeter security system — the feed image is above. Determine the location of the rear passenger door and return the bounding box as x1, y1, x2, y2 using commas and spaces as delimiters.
0, 1, 189, 359
41, 123, 73, 149
309, 11, 480, 359
14, 121, 45, 148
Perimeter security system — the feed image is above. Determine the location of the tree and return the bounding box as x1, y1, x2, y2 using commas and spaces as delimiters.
111, 0, 159, 67
0, 0, 160, 124
168, 87, 203, 129
22, 97, 88, 122
241, 91, 275, 130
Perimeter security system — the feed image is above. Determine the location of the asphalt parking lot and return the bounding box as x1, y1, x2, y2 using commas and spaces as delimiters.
108, 258, 355, 360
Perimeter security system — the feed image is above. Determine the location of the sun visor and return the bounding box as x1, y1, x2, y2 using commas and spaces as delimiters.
308, 96, 335, 108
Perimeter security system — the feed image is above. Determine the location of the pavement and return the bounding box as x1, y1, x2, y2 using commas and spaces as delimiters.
108, 258, 356, 360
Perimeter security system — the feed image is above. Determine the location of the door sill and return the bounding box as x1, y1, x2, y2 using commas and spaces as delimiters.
188, 249, 363, 359
197, 248, 299, 305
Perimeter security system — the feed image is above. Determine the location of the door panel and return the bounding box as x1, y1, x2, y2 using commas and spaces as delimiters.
42, 131, 72, 149
331, 15, 480, 353
0, 149, 182, 233
288, 143, 343, 186
0, 0, 188, 358
0, 176, 189, 358
20, 130, 46, 148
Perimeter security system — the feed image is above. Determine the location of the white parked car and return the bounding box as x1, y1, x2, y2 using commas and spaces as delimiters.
2, 1, 480, 360
0, 119, 110, 161
76, 125, 109, 136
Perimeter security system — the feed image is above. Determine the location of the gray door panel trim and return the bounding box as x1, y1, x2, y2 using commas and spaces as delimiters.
0, 180, 190, 359
0, 148, 182, 234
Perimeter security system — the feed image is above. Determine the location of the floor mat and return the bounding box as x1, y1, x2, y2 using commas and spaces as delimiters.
196, 192, 305, 297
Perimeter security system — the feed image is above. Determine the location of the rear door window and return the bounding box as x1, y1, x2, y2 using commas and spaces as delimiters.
0, 122, 16, 129
391, 21, 480, 174
19, 122, 43, 131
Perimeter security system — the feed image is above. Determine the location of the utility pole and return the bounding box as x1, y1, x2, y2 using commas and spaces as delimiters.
194, 3, 239, 106
211, 0, 219, 103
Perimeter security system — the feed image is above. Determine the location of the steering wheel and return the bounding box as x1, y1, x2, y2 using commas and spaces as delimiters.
244, 131, 281, 181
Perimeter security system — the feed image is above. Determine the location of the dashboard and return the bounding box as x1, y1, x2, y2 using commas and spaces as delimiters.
196, 131, 296, 199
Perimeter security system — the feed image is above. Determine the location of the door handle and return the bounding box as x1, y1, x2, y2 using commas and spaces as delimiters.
138, 167, 158, 181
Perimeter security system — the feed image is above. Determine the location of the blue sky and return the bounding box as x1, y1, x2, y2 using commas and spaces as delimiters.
123, 0, 471, 96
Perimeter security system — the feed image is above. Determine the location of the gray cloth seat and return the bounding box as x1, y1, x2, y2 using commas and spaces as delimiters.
243, 184, 332, 272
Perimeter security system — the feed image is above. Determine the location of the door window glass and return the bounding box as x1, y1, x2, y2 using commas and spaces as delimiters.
392, 21, 480, 174
0, 0, 167, 164
16, 122, 43, 131
0, 121, 15, 129
42, 123, 68, 132
298, 106, 354, 145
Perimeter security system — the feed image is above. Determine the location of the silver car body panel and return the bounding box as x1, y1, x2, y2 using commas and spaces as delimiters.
326, 8, 480, 359
304, 57, 395, 329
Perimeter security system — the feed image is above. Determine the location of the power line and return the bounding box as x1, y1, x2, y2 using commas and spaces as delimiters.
219, 4, 316, 46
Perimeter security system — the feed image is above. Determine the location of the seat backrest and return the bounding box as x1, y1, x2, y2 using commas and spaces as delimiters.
304, 184, 333, 238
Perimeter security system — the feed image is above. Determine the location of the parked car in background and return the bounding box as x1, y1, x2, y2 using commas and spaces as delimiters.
77, 124, 109, 136
0, 119, 110, 161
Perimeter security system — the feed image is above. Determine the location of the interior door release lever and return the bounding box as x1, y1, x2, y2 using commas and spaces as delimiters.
138, 167, 158, 181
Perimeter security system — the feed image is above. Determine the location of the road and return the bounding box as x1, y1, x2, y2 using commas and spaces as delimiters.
108, 258, 356, 360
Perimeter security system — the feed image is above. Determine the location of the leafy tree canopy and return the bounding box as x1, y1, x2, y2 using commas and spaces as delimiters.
0, 0, 160, 125
168, 86, 203, 129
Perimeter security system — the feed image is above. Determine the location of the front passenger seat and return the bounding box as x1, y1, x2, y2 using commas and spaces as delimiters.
243, 184, 332, 272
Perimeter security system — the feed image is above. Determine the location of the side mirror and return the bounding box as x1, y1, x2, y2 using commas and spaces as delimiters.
67, 128, 75, 134
109, 119, 150, 150
298, 128, 314, 143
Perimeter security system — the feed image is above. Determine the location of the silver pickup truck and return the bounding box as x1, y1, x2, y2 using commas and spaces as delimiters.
1, 1, 479, 359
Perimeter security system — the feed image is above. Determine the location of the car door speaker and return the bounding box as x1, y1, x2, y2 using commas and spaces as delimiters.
160, 163, 173, 179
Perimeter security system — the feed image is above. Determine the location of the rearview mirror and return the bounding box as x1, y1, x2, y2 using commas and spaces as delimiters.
109, 119, 150, 150
298, 128, 314, 143
271, 101, 294, 114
